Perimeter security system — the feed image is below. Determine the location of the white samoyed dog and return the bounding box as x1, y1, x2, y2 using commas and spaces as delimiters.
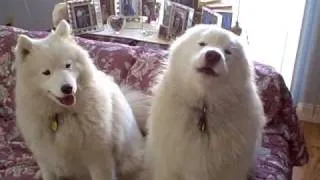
146, 25, 266, 180
15, 20, 149, 180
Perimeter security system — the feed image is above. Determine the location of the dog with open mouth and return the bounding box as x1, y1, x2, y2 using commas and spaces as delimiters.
14, 20, 150, 180
145, 24, 266, 180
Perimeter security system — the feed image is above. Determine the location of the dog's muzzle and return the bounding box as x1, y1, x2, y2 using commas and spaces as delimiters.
197, 50, 225, 77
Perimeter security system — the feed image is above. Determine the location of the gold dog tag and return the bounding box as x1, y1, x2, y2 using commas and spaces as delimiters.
50, 114, 60, 132
51, 120, 58, 132
198, 105, 207, 133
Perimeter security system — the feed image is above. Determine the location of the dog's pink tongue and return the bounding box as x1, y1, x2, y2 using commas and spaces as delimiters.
59, 95, 75, 106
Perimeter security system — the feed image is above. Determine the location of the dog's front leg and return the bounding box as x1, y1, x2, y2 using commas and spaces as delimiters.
88, 158, 117, 180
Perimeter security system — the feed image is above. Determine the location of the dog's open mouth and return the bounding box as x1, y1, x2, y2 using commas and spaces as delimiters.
56, 95, 76, 106
197, 67, 219, 77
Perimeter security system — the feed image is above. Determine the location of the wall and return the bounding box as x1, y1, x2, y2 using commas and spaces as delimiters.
0, 0, 60, 30
0, 1, 10, 26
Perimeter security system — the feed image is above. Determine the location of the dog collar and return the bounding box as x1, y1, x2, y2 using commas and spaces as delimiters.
198, 104, 208, 133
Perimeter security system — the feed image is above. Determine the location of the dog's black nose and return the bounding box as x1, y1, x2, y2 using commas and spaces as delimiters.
205, 50, 221, 67
61, 84, 73, 94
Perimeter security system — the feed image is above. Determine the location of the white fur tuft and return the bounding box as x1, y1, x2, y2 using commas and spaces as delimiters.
120, 85, 151, 136
54, 19, 72, 38
15, 34, 33, 59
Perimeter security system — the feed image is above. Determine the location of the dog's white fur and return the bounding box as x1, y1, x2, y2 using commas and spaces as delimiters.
15, 20, 148, 180
146, 24, 266, 180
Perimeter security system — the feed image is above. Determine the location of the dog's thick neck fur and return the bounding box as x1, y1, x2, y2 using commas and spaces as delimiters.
157, 68, 257, 134
163, 69, 253, 111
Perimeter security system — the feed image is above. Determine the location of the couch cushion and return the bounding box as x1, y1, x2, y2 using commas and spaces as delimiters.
125, 46, 168, 93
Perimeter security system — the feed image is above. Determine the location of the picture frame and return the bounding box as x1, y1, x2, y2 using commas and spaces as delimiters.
161, 0, 173, 27
113, 0, 143, 28
118, 0, 141, 17
168, 2, 194, 39
201, 7, 222, 26
100, 0, 116, 24
157, 0, 172, 40
141, 0, 159, 24
158, 24, 170, 40
154, 2, 162, 23
170, 0, 198, 9
67, 0, 103, 35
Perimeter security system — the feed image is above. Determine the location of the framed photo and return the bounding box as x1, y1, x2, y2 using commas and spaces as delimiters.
158, 24, 170, 40
170, 0, 198, 9
169, 2, 194, 39
100, 0, 116, 24
201, 7, 222, 26
114, 0, 142, 28
162, 0, 173, 27
142, 0, 156, 23
154, 2, 161, 23
67, 0, 103, 34
119, 0, 141, 17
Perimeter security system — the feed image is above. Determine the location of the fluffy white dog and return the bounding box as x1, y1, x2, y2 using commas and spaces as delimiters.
146, 25, 266, 180
15, 20, 148, 180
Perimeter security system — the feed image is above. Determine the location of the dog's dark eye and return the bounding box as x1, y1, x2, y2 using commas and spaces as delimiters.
224, 49, 232, 55
65, 63, 71, 69
198, 42, 207, 47
42, 69, 51, 76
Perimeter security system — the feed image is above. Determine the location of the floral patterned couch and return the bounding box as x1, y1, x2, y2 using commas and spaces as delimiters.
0, 25, 308, 180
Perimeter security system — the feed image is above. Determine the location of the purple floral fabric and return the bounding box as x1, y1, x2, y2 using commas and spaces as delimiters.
0, 26, 308, 179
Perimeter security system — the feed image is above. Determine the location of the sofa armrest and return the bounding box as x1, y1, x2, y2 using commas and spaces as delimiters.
254, 62, 309, 166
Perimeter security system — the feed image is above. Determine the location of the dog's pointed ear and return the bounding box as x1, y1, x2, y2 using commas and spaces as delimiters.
55, 19, 72, 38
15, 34, 33, 59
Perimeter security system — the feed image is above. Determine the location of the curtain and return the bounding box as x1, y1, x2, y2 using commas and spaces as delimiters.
291, 0, 320, 105
290, 0, 320, 122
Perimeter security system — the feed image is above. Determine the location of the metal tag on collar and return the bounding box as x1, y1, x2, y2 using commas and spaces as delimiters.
51, 114, 59, 132
199, 104, 207, 133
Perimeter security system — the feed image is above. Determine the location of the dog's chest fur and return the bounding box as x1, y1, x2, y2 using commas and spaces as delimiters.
16, 87, 113, 178
37, 112, 92, 176
148, 89, 262, 180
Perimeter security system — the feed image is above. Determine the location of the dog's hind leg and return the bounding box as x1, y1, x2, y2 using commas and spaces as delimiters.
120, 85, 151, 136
